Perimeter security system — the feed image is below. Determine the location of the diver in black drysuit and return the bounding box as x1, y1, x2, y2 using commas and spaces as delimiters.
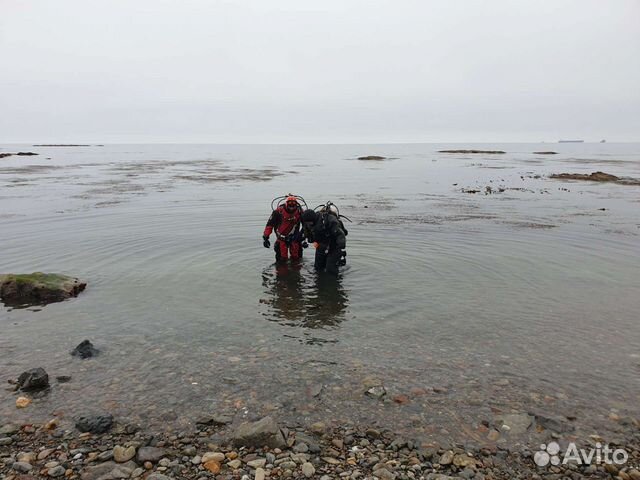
301, 209, 347, 275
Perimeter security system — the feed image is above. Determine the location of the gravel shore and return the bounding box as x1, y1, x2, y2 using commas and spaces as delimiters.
2, 414, 639, 479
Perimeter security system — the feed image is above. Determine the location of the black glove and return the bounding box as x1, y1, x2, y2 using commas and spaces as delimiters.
263, 236, 271, 248
338, 249, 347, 266
302, 241, 309, 249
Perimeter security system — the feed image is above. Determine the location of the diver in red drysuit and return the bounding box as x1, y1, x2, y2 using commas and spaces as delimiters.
263, 196, 305, 261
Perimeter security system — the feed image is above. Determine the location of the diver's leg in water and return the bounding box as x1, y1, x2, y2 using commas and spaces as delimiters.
326, 249, 341, 275
290, 241, 302, 261
314, 247, 327, 271
275, 239, 288, 262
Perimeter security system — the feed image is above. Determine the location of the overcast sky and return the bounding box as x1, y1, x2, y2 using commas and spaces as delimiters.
1, 0, 639, 143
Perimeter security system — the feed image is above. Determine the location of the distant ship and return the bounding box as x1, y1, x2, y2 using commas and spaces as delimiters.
558, 139, 584, 143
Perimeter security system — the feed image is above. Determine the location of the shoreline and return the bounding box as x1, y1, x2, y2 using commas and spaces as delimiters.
2, 414, 639, 479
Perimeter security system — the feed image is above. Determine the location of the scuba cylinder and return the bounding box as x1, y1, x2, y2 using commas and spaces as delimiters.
313, 201, 351, 236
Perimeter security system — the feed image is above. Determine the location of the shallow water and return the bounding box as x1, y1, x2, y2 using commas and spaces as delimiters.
1, 143, 639, 446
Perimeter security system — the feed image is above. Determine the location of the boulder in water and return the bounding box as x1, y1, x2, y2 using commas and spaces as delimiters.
439, 149, 506, 154
71, 340, 100, 359
16, 367, 50, 391
75, 413, 114, 434
0, 272, 86, 306
357, 155, 387, 161
232, 416, 286, 448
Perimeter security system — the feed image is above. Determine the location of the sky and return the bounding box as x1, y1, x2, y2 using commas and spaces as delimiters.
1, 0, 639, 144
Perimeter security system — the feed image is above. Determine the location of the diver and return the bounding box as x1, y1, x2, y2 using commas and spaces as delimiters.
263, 194, 307, 262
301, 202, 349, 275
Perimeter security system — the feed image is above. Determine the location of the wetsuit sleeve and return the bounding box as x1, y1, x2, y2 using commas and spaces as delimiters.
263, 211, 281, 237
303, 224, 314, 242
330, 218, 346, 249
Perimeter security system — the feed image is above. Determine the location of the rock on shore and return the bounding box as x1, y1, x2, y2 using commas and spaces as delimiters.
232, 416, 286, 449
0, 272, 86, 306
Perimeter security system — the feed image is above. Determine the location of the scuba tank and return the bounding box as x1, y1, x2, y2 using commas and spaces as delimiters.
313, 201, 351, 235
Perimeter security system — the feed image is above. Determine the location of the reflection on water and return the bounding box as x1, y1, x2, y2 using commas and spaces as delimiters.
260, 262, 349, 343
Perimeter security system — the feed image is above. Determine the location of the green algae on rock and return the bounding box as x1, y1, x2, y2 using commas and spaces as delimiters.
0, 272, 87, 307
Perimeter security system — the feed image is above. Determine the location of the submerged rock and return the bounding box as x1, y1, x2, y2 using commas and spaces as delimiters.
0, 152, 39, 158
232, 416, 286, 449
80, 461, 117, 480
531, 412, 575, 433
0, 272, 87, 306
439, 150, 506, 154
495, 413, 533, 435
71, 339, 100, 359
75, 414, 114, 434
550, 171, 640, 185
358, 155, 387, 161
365, 385, 387, 400
16, 396, 31, 408
16, 367, 50, 391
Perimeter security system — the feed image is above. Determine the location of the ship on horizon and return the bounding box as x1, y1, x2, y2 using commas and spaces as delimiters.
558, 139, 585, 143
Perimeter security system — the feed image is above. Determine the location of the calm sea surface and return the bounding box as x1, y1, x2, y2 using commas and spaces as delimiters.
1, 143, 639, 445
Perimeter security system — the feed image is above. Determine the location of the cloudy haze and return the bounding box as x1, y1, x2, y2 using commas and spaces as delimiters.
1, 0, 639, 143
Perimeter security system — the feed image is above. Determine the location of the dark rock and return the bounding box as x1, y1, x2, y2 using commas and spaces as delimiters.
358, 155, 387, 161
56, 375, 72, 383
0, 152, 39, 158
16, 367, 50, 391
137, 446, 166, 463
232, 416, 286, 449
550, 171, 640, 185
439, 150, 506, 154
533, 151, 558, 154
0, 272, 87, 306
75, 413, 114, 434
71, 340, 100, 359
531, 412, 575, 433
196, 413, 232, 426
